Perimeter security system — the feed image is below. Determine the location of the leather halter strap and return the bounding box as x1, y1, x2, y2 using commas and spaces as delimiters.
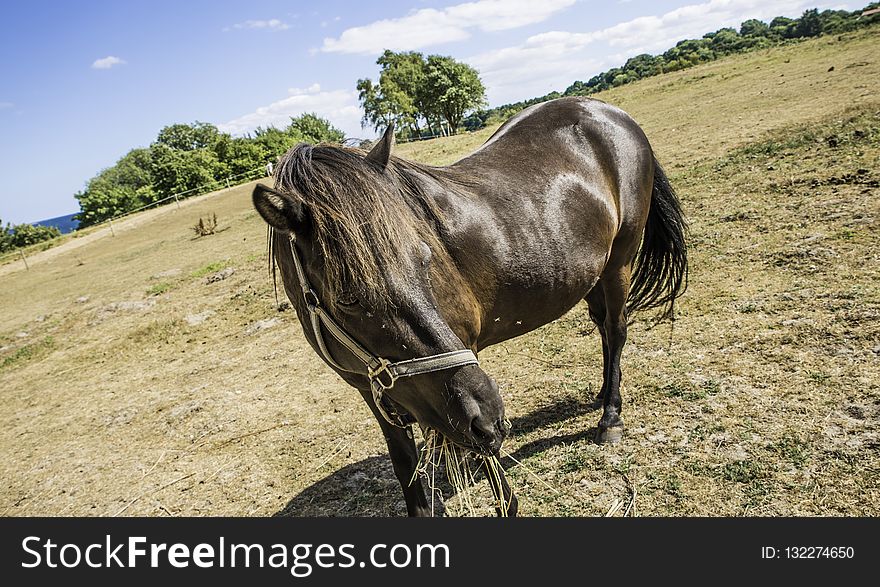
287, 235, 479, 427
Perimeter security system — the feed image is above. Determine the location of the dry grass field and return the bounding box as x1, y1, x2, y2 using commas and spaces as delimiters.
1, 29, 878, 516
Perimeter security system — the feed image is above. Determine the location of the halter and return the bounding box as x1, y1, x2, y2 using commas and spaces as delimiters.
286, 234, 479, 428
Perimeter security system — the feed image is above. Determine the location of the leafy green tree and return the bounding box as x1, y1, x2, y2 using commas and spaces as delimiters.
289, 113, 345, 143
356, 77, 395, 133
75, 148, 155, 226
623, 54, 662, 79
2, 223, 61, 251
149, 143, 222, 198
376, 51, 431, 137
155, 122, 223, 151
215, 136, 268, 176
794, 9, 823, 38
251, 113, 345, 159
708, 28, 744, 55
358, 52, 485, 136
740, 19, 770, 37
769, 16, 797, 38
421, 55, 486, 133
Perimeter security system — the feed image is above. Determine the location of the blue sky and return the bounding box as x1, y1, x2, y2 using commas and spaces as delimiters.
0, 0, 861, 224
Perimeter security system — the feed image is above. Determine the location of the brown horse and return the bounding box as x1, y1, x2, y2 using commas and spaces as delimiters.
252, 96, 687, 516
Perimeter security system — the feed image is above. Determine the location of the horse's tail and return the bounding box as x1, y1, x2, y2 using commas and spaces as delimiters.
627, 156, 688, 321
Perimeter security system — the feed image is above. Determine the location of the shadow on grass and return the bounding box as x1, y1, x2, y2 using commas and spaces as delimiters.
273, 395, 598, 517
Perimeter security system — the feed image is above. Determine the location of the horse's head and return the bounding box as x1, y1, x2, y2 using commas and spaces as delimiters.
251, 126, 508, 454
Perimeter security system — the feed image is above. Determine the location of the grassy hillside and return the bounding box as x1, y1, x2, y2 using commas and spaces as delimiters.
1, 28, 877, 516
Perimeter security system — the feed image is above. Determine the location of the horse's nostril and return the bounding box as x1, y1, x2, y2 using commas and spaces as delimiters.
469, 417, 494, 441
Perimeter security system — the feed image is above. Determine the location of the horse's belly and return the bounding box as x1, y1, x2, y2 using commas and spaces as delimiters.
476, 259, 602, 348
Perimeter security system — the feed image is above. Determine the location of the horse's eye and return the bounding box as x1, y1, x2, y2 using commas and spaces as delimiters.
338, 292, 359, 306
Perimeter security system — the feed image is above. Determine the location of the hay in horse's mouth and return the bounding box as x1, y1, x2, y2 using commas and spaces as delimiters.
412, 428, 511, 517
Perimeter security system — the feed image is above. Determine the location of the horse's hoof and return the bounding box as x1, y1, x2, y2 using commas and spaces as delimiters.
596, 425, 624, 444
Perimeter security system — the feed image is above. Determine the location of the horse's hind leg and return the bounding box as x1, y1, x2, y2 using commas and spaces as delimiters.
585, 287, 609, 402
586, 268, 630, 444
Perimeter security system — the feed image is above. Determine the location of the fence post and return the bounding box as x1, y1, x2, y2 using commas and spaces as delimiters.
174, 194, 180, 209
108, 218, 115, 237
226, 177, 231, 189
19, 249, 29, 270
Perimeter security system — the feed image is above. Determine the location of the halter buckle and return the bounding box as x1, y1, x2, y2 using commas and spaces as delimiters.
369, 358, 398, 390
304, 289, 320, 309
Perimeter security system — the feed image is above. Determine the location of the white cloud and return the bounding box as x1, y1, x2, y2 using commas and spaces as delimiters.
224, 19, 289, 32
321, 0, 576, 54
91, 56, 125, 70
218, 83, 367, 139
468, 0, 823, 105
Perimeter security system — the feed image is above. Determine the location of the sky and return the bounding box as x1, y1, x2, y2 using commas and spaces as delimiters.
0, 0, 861, 224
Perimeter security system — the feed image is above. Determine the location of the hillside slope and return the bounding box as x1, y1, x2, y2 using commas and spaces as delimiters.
1, 29, 877, 517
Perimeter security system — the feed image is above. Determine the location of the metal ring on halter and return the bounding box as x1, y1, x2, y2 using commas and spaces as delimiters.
303, 289, 320, 309
368, 358, 399, 391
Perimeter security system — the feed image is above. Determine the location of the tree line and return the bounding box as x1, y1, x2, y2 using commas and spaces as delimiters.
465, 6, 880, 129
73, 114, 344, 228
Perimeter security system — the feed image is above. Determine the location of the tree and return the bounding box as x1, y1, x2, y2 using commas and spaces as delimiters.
769, 16, 797, 38
1, 222, 61, 251
155, 122, 223, 151
288, 113, 345, 143
422, 55, 486, 133
740, 19, 770, 37
357, 51, 486, 136
794, 8, 823, 38
73, 112, 342, 228
75, 148, 155, 227
149, 143, 222, 198
623, 54, 662, 79
709, 28, 744, 55
356, 77, 394, 133
376, 50, 430, 137
213, 135, 268, 177
358, 52, 429, 137
1, 220, 62, 253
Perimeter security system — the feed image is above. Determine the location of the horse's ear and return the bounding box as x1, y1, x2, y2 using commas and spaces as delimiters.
252, 184, 306, 233
366, 122, 394, 171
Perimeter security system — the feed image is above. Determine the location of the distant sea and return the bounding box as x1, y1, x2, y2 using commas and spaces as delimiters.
33, 213, 79, 234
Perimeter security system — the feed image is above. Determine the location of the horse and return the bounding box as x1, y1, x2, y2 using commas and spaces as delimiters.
251, 96, 688, 517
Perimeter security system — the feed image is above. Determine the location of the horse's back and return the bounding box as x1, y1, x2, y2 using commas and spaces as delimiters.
443, 97, 656, 346
454, 96, 653, 256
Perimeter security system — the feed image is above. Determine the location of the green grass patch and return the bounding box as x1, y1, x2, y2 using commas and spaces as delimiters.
721, 459, 768, 484
808, 371, 831, 385
1, 337, 55, 371
657, 378, 721, 401
190, 260, 228, 278
772, 431, 811, 469
146, 282, 173, 296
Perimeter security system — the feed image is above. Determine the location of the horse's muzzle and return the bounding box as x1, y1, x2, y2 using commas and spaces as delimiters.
451, 369, 509, 454
465, 414, 509, 454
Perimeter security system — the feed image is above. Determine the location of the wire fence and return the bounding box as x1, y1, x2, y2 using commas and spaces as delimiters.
1, 165, 269, 270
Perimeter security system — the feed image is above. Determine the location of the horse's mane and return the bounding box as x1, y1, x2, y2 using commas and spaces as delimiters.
271, 142, 455, 307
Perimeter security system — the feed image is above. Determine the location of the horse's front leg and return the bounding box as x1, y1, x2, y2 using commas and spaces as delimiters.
481, 458, 518, 517
357, 388, 431, 517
